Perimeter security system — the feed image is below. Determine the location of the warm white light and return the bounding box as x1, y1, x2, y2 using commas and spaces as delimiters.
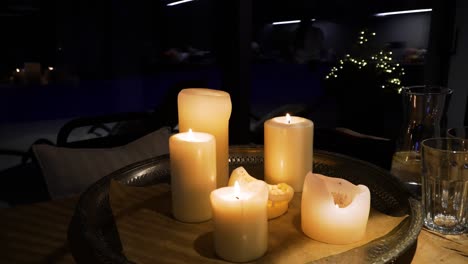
272, 19, 315, 25
375, 8, 432, 17
15, 68, 20, 73
48, 67, 54, 71
286, 113, 291, 124
272, 20, 300, 25
167, 0, 194, 6
187, 128, 194, 140
234, 181, 240, 198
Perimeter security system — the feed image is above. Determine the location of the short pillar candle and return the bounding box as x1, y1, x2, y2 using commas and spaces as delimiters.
301, 172, 371, 244
178, 88, 232, 188
169, 129, 216, 222
264, 114, 313, 191
210, 181, 269, 262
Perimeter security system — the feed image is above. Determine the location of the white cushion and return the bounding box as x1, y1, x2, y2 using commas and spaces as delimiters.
33, 127, 170, 199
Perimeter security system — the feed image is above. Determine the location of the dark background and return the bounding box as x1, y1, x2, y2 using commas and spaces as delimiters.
0, 0, 463, 147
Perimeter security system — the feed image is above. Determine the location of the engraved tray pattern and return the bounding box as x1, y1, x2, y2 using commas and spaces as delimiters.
68, 146, 422, 264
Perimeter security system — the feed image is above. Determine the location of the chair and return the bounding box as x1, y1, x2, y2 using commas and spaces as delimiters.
0, 139, 53, 205
56, 111, 157, 148
314, 127, 395, 170
0, 111, 173, 205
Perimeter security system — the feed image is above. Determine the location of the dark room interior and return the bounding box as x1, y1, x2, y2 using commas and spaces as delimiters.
0, 0, 467, 263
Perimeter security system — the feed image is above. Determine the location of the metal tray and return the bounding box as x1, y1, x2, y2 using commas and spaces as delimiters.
68, 146, 422, 264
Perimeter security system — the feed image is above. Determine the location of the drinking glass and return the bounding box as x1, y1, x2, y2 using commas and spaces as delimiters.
391, 86, 452, 195
421, 137, 468, 234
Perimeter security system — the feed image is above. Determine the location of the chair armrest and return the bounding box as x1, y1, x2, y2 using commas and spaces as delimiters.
315, 127, 395, 170
57, 112, 153, 147
0, 148, 51, 205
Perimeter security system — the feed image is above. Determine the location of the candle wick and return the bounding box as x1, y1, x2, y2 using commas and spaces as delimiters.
288, 120, 290, 124
236, 196, 239, 200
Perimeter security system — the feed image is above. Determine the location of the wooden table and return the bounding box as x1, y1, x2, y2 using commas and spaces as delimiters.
0, 197, 466, 264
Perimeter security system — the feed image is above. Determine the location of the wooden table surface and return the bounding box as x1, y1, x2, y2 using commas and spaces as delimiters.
0, 196, 466, 264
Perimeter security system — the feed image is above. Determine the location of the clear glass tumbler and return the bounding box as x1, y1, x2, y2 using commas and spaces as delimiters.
391, 86, 453, 194
421, 137, 468, 235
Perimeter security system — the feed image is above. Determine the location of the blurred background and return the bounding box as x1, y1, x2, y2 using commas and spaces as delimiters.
0, 0, 466, 170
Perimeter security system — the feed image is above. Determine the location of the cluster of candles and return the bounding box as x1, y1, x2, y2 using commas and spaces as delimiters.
169, 88, 371, 262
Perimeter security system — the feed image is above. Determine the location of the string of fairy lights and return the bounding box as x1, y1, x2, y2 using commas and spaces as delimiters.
325, 30, 405, 93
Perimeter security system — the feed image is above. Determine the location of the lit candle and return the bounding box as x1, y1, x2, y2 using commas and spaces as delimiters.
169, 129, 216, 222
178, 88, 232, 188
301, 172, 371, 244
264, 114, 314, 191
210, 180, 269, 262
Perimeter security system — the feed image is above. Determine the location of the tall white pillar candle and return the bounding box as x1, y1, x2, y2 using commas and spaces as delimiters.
301, 172, 371, 244
170, 129, 216, 222
210, 181, 269, 262
178, 88, 232, 188
264, 114, 313, 191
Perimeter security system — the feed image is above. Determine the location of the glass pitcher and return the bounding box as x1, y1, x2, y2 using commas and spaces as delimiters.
390, 85, 453, 192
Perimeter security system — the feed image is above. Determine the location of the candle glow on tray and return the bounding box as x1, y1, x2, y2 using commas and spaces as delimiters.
173, 90, 374, 254
301, 172, 371, 244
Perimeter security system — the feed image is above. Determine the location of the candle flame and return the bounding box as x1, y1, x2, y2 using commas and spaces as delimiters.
234, 181, 240, 199
187, 128, 194, 141
16, 68, 20, 73
286, 113, 291, 124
